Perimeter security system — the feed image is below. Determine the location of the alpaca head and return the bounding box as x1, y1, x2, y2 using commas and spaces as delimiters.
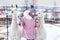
36, 9, 45, 17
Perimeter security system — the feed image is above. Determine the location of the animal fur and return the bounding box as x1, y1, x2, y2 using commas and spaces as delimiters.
35, 9, 46, 40
9, 13, 21, 40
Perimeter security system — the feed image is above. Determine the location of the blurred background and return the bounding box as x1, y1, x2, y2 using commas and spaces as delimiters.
0, 0, 60, 40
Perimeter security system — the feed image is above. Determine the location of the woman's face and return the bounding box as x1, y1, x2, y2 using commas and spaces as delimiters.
29, 12, 36, 18
32, 12, 35, 16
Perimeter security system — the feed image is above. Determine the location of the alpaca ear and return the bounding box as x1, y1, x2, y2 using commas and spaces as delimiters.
39, 13, 40, 14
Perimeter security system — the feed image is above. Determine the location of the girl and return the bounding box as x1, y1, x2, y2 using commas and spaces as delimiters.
21, 10, 40, 40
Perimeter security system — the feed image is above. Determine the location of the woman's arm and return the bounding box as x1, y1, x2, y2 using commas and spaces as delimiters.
21, 17, 25, 27
35, 19, 40, 28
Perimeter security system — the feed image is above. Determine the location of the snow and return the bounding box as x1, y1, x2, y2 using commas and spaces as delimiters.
21, 24, 60, 40
0, 24, 60, 40
45, 24, 60, 40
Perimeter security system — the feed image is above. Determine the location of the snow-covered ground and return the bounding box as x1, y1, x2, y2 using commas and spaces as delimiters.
0, 24, 60, 40
45, 24, 60, 40
21, 24, 60, 40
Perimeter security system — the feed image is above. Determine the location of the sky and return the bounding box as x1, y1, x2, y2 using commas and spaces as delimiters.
0, 0, 60, 6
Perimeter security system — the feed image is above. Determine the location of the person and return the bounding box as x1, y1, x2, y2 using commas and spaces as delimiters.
21, 9, 40, 40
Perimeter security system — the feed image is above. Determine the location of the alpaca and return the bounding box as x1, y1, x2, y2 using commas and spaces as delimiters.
35, 9, 46, 40
9, 13, 21, 40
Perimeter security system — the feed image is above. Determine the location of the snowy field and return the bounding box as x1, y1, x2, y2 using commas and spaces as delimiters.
44, 24, 60, 40
21, 24, 60, 40
0, 24, 60, 40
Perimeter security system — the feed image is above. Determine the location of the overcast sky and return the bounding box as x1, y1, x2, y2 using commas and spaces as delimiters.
0, 0, 60, 6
